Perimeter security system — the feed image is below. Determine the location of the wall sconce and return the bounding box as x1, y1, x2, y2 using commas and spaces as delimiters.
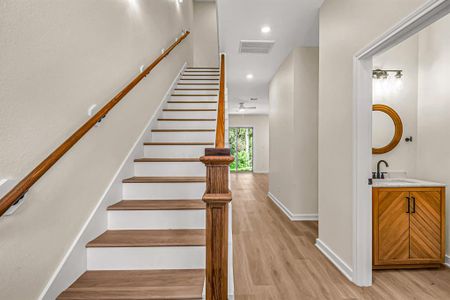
373, 68, 403, 96
372, 69, 403, 79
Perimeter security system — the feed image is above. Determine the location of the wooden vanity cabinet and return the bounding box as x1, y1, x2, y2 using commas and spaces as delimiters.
373, 187, 446, 268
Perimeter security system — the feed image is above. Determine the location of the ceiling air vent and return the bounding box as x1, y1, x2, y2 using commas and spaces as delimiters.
239, 40, 275, 54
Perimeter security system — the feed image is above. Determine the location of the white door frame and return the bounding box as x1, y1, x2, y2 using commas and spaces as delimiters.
352, 0, 450, 286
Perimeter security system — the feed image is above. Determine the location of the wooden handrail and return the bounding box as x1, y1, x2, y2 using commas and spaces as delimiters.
215, 54, 226, 148
201, 53, 233, 300
0, 31, 190, 216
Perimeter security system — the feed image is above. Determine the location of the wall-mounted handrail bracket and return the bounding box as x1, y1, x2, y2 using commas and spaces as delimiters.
0, 179, 27, 216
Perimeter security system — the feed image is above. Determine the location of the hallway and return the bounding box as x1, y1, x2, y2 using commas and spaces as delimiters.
231, 173, 450, 299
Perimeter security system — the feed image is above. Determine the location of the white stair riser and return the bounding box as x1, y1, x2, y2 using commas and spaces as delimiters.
179, 79, 220, 84
172, 90, 218, 96
134, 161, 205, 176
169, 96, 219, 105
108, 210, 205, 229
162, 111, 217, 119
123, 182, 205, 199
151, 131, 215, 142
169, 95, 218, 101
181, 77, 219, 81
185, 66, 219, 71
155, 121, 216, 129
177, 84, 219, 89
167, 102, 217, 109
87, 247, 205, 270
183, 71, 220, 78
183, 70, 219, 73
144, 145, 209, 158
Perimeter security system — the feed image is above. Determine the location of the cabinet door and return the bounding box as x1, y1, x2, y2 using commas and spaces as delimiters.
376, 191, 410, 263
410, 191, 442, 261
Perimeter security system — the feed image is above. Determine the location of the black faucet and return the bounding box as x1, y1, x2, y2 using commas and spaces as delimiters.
374, 160, 389, 179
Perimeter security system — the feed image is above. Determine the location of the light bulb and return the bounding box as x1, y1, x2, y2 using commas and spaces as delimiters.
261, 26, 271, 33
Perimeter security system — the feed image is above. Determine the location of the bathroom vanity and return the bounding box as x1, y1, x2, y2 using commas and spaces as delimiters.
372, 178, 446, 269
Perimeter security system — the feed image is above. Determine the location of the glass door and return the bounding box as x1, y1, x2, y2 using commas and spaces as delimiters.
229, 127, 253, 172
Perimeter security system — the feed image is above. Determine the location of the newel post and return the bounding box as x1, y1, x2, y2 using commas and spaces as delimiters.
200, 148, 234, 300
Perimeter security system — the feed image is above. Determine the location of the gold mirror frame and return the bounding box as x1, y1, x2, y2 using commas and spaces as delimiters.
372, 104, 403, 154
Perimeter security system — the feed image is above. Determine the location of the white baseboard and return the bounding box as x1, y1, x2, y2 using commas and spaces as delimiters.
315, 239, 353, 281
267, 192, 318, 221
40, 63, 187, 300
445, 255, 450, 268
253, 170, 269, 174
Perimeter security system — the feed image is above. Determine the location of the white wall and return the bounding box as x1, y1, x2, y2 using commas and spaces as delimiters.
229, 114, 269, 173
318, 0, 426, 269
193, 0, 219, 66
0, 1, 193, 299
269, 47, 319, 218
269, 51, 295, 215
372, 35, 419, 176
417, 13, 450, 258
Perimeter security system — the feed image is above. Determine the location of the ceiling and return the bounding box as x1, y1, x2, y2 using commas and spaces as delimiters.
216, 0, 324, 115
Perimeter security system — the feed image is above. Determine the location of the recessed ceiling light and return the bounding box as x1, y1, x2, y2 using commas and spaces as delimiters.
178, 0, 183, 3
261, 26, 271, 33
246, 74, 254, 80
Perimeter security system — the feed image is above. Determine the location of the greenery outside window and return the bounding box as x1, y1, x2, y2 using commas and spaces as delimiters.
229, 127, 253, 172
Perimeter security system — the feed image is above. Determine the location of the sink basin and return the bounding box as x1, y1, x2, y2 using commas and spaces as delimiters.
374, 180, 414, 186
373, 178, 445, 188
377, 179, 415, 185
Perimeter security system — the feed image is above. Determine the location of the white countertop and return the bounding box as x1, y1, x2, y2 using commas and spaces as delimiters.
373, 178, 446, 188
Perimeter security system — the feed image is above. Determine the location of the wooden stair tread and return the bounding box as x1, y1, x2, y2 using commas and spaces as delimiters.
184, 70, 219, 72
181, 74, 219, 76
151, 129, 214, 132
57, 269, 205, 299
186, 67, 219, 69
167, 101, 218, 103
171, 94, 217, 97
177, 83, 219, 85
134, 158, 200, 162
123, 176, 206, 183
183, 70, 220, 76
108, 200, 205, 211
144, 142, 214, 145
174, 88, 219, 91
184, 69, 219, 71
163, 109, 216, 111
87, 229, 206, 247
157, 118, 216, 121
180, 78, 219, 81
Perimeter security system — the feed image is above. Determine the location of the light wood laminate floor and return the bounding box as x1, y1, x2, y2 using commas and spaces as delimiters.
231, 173, 450, 299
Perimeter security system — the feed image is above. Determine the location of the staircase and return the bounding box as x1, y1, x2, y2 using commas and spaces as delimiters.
58, 67, 220, 299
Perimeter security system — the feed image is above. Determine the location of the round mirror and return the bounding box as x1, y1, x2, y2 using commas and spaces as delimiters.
372, 104, 403, 154
372, 111, 395, 148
